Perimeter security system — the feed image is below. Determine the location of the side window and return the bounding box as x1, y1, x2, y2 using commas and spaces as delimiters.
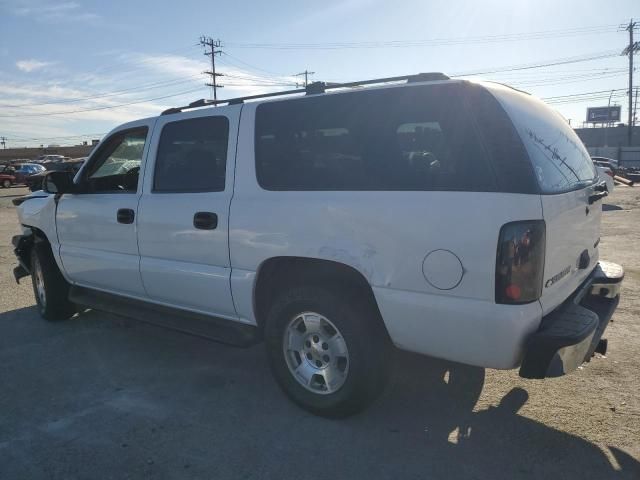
153, 116, 229, 193
485, 85, 596, 194
515, 112, 596, 194
255, 85, 494, 191
85, 128, 148, 193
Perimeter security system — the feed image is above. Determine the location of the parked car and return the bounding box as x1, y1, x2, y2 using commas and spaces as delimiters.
0, 171, 15, 188
11, 74, 624, 417
13, 163, 46, 185
592, 156, 619, 170
593, 161, 615, 192
26, 159, 85, 191
35, 154, 66, 164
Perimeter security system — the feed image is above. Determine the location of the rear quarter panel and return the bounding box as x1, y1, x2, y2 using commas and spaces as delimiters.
229, 101, 544, 368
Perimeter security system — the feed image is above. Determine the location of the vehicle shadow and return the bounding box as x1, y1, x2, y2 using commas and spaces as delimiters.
348, 351, 640, 479
603, 203, 624, 211
0, 307, 638, 479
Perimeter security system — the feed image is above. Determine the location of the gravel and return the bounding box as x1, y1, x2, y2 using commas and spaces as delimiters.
0, 185, 638, 479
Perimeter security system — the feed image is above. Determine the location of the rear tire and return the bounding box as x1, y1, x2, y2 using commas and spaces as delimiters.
30, 242, 76, 321
2, 179, 10, 188
265, 285, 390, 418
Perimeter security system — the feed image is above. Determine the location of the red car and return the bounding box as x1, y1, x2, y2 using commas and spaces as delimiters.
1, 172, 16, 188
0, 165, 16, 188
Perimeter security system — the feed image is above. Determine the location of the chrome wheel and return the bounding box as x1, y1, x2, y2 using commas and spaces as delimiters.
283, 312, 349, 395
33, 257, 46, 309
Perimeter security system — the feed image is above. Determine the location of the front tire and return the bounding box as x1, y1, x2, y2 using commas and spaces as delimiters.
265, 285, 390, 418
30, 242, 76, 321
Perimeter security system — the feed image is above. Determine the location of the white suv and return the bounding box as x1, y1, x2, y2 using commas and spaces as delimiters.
11, 74, 624, 417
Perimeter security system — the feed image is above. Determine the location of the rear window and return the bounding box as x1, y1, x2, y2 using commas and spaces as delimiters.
492, 87, 597, 194
255, 84, 495, 191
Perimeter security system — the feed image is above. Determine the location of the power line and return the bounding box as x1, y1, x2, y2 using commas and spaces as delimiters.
0, 75, 204, 108
315, 51, 621, 87
217, 56, 295, 85
511, 71, 627, 88
453, 50, 619, 77
220, 51, 287, 77
224, 83, 297, 87
224, 24, 619, 49
220, 73, 296, 85
0, 87, 205, 118
478, 66, 624, 77
542, 88, 627, 100
545, 94, 626, 105
543, 89, 628, 106
78, 44, 203, 78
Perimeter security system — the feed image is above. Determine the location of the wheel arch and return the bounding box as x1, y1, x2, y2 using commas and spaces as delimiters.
19, 224, 71, 283
14, 225, 48, 266
253, 256, 387, 334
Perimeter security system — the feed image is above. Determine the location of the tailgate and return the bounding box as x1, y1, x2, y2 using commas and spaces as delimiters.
485, 82, 602, 314
540, 187, 600, 314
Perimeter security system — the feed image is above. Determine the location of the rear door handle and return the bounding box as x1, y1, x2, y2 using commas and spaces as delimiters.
193, 211, 218, 230
117, 208, 135, 224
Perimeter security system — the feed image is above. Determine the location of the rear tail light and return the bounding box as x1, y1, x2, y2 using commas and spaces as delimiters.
495, 220, 546, 304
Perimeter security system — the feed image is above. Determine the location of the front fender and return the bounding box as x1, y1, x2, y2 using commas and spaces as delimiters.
16, 193, 58, 244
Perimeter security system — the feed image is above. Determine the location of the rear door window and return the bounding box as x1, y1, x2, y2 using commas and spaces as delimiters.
153, 116, 229, 193
255, 84, 495, 191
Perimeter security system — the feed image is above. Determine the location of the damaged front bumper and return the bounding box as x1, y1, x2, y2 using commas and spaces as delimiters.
519, 261, 624, 379
12, 234, 32, 284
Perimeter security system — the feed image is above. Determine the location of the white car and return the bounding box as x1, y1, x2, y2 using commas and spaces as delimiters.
11, 74, 624, 417
36, 154, 66, 163
594, 163, 615, 193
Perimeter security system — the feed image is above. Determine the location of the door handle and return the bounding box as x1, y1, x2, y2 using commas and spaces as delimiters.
193, 211, 218, 230
117, 208, 135, 224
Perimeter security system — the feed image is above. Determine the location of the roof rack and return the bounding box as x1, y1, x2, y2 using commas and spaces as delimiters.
161, 72, 450, 115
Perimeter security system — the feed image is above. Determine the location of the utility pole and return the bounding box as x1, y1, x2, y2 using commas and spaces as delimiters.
604, 90, 614, 146
0, 137, 6, 149
295, 70, 315, 87
620, 19, 639, 145
634, 86, 639, 127
200, 36, 223, 101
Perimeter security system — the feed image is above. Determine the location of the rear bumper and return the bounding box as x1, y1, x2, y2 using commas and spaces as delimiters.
519, 261, 623, 379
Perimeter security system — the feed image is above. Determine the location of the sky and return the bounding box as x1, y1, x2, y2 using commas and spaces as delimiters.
0, 0, 638, 148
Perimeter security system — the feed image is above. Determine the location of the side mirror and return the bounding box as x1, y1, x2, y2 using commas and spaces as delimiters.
43, 171, 76, 194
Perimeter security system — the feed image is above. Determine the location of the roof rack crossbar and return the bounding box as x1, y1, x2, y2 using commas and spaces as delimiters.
161, 72, 449, 115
